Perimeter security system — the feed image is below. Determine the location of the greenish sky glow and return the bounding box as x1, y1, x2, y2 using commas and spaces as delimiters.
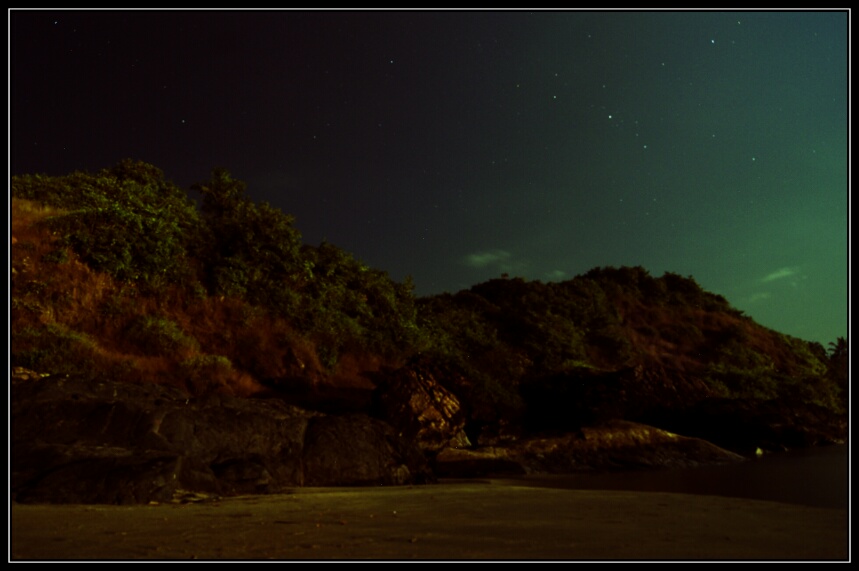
11, 9, 849, 344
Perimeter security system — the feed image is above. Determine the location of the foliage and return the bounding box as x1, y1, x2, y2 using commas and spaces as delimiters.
12, 323, 105, 379
177, 354, 236, 396
10, 160, 846, 428
294, 241, 425, 364
192, 168, 304, 303
13, 160, 202, 292
417, 266, 844, 425
12, 161, 427, 380
124, 315, 200, 357
190, 170, 424, 366
826, 337, 849, 409
41, 248, 70, 265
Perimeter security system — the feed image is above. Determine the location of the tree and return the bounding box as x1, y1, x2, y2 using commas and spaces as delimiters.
827, 337, 848, 405
828, 337, 848, 374
191, 168, 304, 304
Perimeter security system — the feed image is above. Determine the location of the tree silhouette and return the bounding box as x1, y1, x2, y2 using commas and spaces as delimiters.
827, 337, 848, 407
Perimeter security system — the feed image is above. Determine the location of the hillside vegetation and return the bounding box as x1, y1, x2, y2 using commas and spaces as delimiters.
10, 161, 847, 426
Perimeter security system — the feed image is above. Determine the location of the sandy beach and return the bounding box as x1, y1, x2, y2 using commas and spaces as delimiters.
10, 479, 849, 561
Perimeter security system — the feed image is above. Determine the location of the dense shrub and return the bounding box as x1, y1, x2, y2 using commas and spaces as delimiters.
177, 354, 236, 396
13, 160, 201, 292
124, 315, 200, 357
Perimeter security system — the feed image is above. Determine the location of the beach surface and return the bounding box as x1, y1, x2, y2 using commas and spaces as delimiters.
10, 479, 849, 561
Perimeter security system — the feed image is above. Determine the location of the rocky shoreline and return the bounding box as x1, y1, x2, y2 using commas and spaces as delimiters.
12, 362, 845, 507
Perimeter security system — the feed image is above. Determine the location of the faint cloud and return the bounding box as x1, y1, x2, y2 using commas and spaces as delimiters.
760, 267, 799, 283
545, 269, 566, 281
747, 292, 772, 303
463, 249, 512, 269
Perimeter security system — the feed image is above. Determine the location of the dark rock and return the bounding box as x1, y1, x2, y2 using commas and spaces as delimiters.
642, 397, 848, 455
258, 375, 375, 415
12, 376, 432, 504
516, 420, 745, 472
519, 365, 718, 433
302, 414, 434, 486
13, 363, 840, 505
469, 418, 521, 447
12, 444, 215, 505
434, 447, 528, 477
519, 364, 846, 457
435, 420, 745, 477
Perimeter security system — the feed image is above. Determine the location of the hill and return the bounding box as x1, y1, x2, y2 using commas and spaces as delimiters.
10, 161, 848, 502
11, 160, 425, 397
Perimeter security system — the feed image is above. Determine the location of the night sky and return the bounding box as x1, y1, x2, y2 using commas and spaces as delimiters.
10, 9, 849, 345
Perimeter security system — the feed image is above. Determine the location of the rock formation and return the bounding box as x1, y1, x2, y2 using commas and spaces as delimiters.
12, 375, 433, 505
370, 356, 471, 453
10, 359, 847, 505
434, 419, 745, 477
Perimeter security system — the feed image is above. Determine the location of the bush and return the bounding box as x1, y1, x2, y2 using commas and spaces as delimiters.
178, 354, 236, 396
124, 316, 200, 357
14, 160, 202, 292
12, 323, 104, 378
192, 168, 304, 308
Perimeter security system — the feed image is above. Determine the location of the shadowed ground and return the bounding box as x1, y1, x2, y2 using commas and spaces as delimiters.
10, 480, 848, 561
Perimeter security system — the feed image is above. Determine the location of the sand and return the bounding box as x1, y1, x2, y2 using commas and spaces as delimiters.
9, 479, 849, 561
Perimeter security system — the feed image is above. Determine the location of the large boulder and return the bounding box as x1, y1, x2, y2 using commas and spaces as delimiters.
302, 414, 433, 486
11, 375, 433, 504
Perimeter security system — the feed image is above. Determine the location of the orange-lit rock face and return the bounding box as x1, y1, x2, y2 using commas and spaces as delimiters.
371, 357, 470, 453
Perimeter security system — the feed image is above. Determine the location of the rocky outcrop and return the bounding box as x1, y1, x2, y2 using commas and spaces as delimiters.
519, 365, 847, 456
519, 365, 718, 433
641, 397, 848, 455
11, 375, 433, 505
11, 363, 844, 506
370, 357, 471, 453
302, 414, 432, 486
434, 420, 745, 477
